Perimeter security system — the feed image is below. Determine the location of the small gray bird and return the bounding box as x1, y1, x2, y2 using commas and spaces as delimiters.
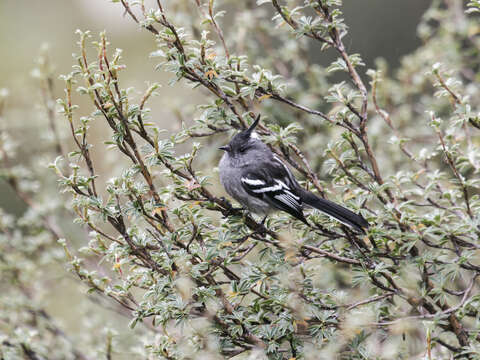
218, 116, 368, 233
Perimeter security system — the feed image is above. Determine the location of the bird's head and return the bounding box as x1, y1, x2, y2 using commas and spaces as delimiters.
219, 115, 263, 156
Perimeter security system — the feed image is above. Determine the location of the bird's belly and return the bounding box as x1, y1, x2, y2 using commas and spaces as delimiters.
219, 159, 271, 215
234, 188, 272, 215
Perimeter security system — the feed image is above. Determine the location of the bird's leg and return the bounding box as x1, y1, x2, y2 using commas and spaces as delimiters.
221, 199, 246, 219
260, 215, 268, 226
253, 215, 268, 235
219, 196, 232, 208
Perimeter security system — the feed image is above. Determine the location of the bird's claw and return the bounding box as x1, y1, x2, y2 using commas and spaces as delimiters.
255, 216, 269, 235
219, 196, 232, 208
220, 197, 245, 218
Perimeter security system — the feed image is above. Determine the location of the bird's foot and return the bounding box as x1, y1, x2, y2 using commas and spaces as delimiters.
255, 215, 269, 234
219, 197, 232, 208
220, 197, 245, 218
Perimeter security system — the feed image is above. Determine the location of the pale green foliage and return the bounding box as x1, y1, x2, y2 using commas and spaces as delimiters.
2, 1, 480, 359
467, 0, 480, 13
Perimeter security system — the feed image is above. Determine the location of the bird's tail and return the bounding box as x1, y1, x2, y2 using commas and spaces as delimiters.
299, 189, 369, 233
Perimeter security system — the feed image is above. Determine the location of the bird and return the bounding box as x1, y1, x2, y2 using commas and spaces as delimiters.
218, 115, 369, 233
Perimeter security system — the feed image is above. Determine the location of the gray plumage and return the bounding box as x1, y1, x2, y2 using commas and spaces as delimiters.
218, 116, 369, 233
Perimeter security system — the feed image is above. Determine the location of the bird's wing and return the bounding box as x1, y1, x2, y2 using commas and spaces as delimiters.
240, 158, 307, 223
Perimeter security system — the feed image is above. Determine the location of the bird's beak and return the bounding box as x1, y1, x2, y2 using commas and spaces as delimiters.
219, 145, 230, 151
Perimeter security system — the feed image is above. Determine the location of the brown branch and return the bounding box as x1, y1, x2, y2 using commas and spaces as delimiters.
271, 0, 333, 44
372, 273, 478, 348
344, 293, 394, 311
301, 244, 361, 266
434, 115, 473, 219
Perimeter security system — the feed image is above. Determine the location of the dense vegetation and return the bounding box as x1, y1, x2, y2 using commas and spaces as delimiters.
2, 0, 480, 358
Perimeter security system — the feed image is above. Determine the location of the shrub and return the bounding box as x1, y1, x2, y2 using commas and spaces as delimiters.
2, 1, 480, 359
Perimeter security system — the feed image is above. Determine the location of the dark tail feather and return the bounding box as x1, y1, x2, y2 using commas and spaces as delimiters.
299, 189, 369, 233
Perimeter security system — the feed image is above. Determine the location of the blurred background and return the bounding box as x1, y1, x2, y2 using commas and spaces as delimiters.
0, 0, 432, 109
0, 0, 432, 357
